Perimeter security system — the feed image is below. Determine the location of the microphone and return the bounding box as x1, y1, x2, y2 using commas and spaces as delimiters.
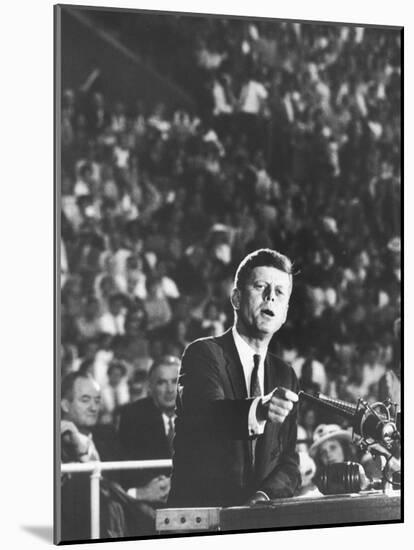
298, 391, 399, 449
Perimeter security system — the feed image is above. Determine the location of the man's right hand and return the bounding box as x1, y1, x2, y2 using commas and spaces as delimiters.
257, 387, 298, 425
61, 420, 91, 459
136, 476, 171, 503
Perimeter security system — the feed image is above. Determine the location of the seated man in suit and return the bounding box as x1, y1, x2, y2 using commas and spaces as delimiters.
118, 355, 180, 504
168, 248, 300, 507
60, 371, 154, 542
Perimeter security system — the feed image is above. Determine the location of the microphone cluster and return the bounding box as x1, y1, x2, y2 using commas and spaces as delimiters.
298, 391, 400, 450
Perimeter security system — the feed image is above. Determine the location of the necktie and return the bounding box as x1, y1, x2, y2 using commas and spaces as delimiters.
166, 416, 175, 457
250, 354, 262, 472
250, 354, 261, 397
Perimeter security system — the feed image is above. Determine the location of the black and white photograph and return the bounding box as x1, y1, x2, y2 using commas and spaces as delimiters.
55, 2, 402, 545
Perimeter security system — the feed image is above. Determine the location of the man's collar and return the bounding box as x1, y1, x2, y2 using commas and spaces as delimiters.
232, 325, 268, 358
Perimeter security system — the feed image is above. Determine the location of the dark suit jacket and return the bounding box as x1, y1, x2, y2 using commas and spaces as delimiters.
118, 397, 172, 487
168, 329, 300, 507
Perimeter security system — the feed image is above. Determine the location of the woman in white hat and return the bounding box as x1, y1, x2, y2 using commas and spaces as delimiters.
309, 424, 356, 468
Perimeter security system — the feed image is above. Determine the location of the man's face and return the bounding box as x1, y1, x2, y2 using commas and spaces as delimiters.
149, 365, 179, 414
233, 266, 292, 338
62, 377, 101, 430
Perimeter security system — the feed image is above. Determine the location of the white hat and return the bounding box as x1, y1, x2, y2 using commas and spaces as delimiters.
309, 424, 352, 458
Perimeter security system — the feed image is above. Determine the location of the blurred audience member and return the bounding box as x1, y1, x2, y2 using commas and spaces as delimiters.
100, 360, 130, 424
295, 451, 321, 498
143, 277, 172, 332
99, 293, 127, 336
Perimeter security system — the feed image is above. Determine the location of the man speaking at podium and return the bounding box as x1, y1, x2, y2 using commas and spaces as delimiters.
168, 249, 300, 507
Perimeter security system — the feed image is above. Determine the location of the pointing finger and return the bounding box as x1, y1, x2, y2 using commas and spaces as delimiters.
273, 387, 299, 402
269, 397, 293, 411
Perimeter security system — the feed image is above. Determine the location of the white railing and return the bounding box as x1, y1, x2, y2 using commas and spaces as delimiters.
61, 459, 172, 539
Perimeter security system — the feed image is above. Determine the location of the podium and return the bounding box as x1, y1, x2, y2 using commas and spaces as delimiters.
156, 492, 401, 533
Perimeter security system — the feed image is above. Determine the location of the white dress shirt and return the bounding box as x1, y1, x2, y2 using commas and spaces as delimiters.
232, 326, 266, 436
161, 412, 176, 436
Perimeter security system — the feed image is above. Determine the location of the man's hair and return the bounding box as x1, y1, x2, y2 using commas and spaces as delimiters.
61, 371, 96, 402
149, 355, 181, 379
234, 248, 294, 290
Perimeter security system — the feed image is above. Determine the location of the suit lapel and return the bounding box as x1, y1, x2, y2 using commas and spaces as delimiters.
155, 410, 169, 456
219, 329, 248, 399
219, 330, 254, 482
145, 399, 169, 457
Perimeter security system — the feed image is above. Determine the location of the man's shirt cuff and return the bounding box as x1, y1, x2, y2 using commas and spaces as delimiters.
248, 397, 266, 436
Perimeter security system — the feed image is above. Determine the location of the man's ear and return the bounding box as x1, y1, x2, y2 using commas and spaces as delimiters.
231, 288, 241, 310
61, 398, 70, 414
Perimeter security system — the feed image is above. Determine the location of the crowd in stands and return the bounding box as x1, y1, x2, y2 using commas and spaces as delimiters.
61, 17, 401, 454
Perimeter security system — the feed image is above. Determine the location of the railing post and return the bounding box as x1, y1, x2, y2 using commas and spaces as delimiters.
60, 459, 173, 540
90, 463, 102, 539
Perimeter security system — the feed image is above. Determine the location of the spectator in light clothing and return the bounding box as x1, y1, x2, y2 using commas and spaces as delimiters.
143, 277, 172, 332
355, 344, 387, 400
199, 299, 226, 337
100, 360, 130, 425
76, 296, 101, 341
99, 293, 127, 336
238, 69, 269, 151
239, 75, 269, 116
211, 72, 236, 139
74, 163, 94, 197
